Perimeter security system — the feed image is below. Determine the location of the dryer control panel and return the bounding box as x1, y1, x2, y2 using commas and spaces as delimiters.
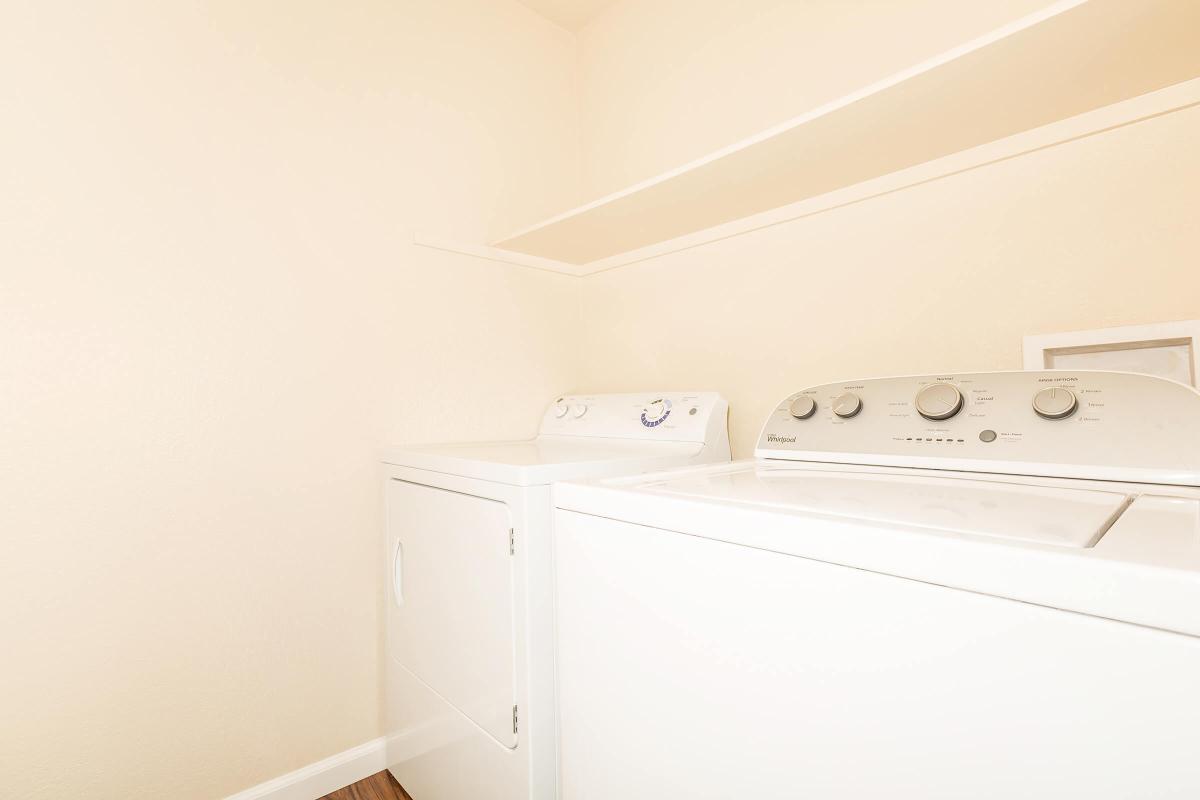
541, 392, 729, 446
756, 371, 1200, 486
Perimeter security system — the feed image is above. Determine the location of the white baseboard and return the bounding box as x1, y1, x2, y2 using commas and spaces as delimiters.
223, 737, 388, 800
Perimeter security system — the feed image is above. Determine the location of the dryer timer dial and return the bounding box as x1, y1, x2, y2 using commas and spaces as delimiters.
641, 399, 672, 427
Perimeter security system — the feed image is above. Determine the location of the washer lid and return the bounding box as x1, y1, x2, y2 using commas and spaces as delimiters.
638, 467, 1131, 548
382, 436, 704, 486
554, 461, 1200, 636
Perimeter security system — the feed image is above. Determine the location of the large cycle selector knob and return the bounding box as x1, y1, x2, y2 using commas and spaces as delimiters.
553, 400, 569, 418
641, 398, 672, 427
832, 392, 862, 419
789, 396, 817, 419
1033, 387, 1077, 419
915, 383, 964, 421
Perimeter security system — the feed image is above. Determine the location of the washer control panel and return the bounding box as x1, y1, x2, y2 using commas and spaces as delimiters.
756, 371, 1200, 486
541, 392, 728, 444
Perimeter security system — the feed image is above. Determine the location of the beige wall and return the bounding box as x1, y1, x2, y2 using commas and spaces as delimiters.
6, 1, 1200, 797
0, 2, 579, 798
575, 0, 1054, 198
579, 104, 1200, 456
575, 0, 1200, 458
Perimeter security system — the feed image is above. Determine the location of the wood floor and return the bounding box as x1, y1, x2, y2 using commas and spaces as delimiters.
319, 770, 412, 800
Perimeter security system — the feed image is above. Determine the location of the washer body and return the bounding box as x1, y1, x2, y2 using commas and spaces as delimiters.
553, 371, 1200, 800
382, 393, 729, 800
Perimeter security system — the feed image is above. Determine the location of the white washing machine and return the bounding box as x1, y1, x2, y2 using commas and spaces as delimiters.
381, 392, 729, 800
554, 371, 1200, 800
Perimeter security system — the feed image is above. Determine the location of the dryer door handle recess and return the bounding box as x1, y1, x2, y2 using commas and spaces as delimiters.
392, 538, 405, 607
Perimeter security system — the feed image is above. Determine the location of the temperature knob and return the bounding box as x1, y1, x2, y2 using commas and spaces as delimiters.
1033, 387, 1077, 420
789, 396, 817, 419
915, 383, 964, 421
572, 403, 588, 418
832, 392, 862, 419
553, 400, 569, 418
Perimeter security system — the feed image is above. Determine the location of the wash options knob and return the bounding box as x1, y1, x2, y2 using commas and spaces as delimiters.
915, 383, 964, 421
1033, 387, 1078, 420
832, 392, 862, 419
553, 399, 569, 418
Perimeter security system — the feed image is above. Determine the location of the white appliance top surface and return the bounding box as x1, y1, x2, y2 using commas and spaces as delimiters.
555, 459, 1200, 637
641, 465, 1129, 548
382, 391, 727, 485
382, 436, 704, 486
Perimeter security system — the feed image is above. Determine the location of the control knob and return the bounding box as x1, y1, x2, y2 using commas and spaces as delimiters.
1033, 387, 1077, 420
553, 400, 569, 418
572, 403, 588, 418
832, 392, 862, 419
789, 396, 817, 419
915, 383, 964, 421
643, 399, 669, 423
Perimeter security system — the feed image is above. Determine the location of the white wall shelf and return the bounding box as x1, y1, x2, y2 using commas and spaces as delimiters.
483, 0, 1200, 271
412, 235, 594, 277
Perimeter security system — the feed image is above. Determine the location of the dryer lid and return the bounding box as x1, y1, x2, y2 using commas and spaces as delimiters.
638, 466, 1132, 548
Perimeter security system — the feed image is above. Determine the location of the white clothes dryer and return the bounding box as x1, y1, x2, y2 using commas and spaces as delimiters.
554, 371, 1200, 800
381, 393, 729, 800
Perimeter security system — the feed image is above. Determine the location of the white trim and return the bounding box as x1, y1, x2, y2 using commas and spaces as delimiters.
222, 738, 387, 800
1023, 321, 1200, 387
422, 77, 1200, 278
412, 234, 586, 277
